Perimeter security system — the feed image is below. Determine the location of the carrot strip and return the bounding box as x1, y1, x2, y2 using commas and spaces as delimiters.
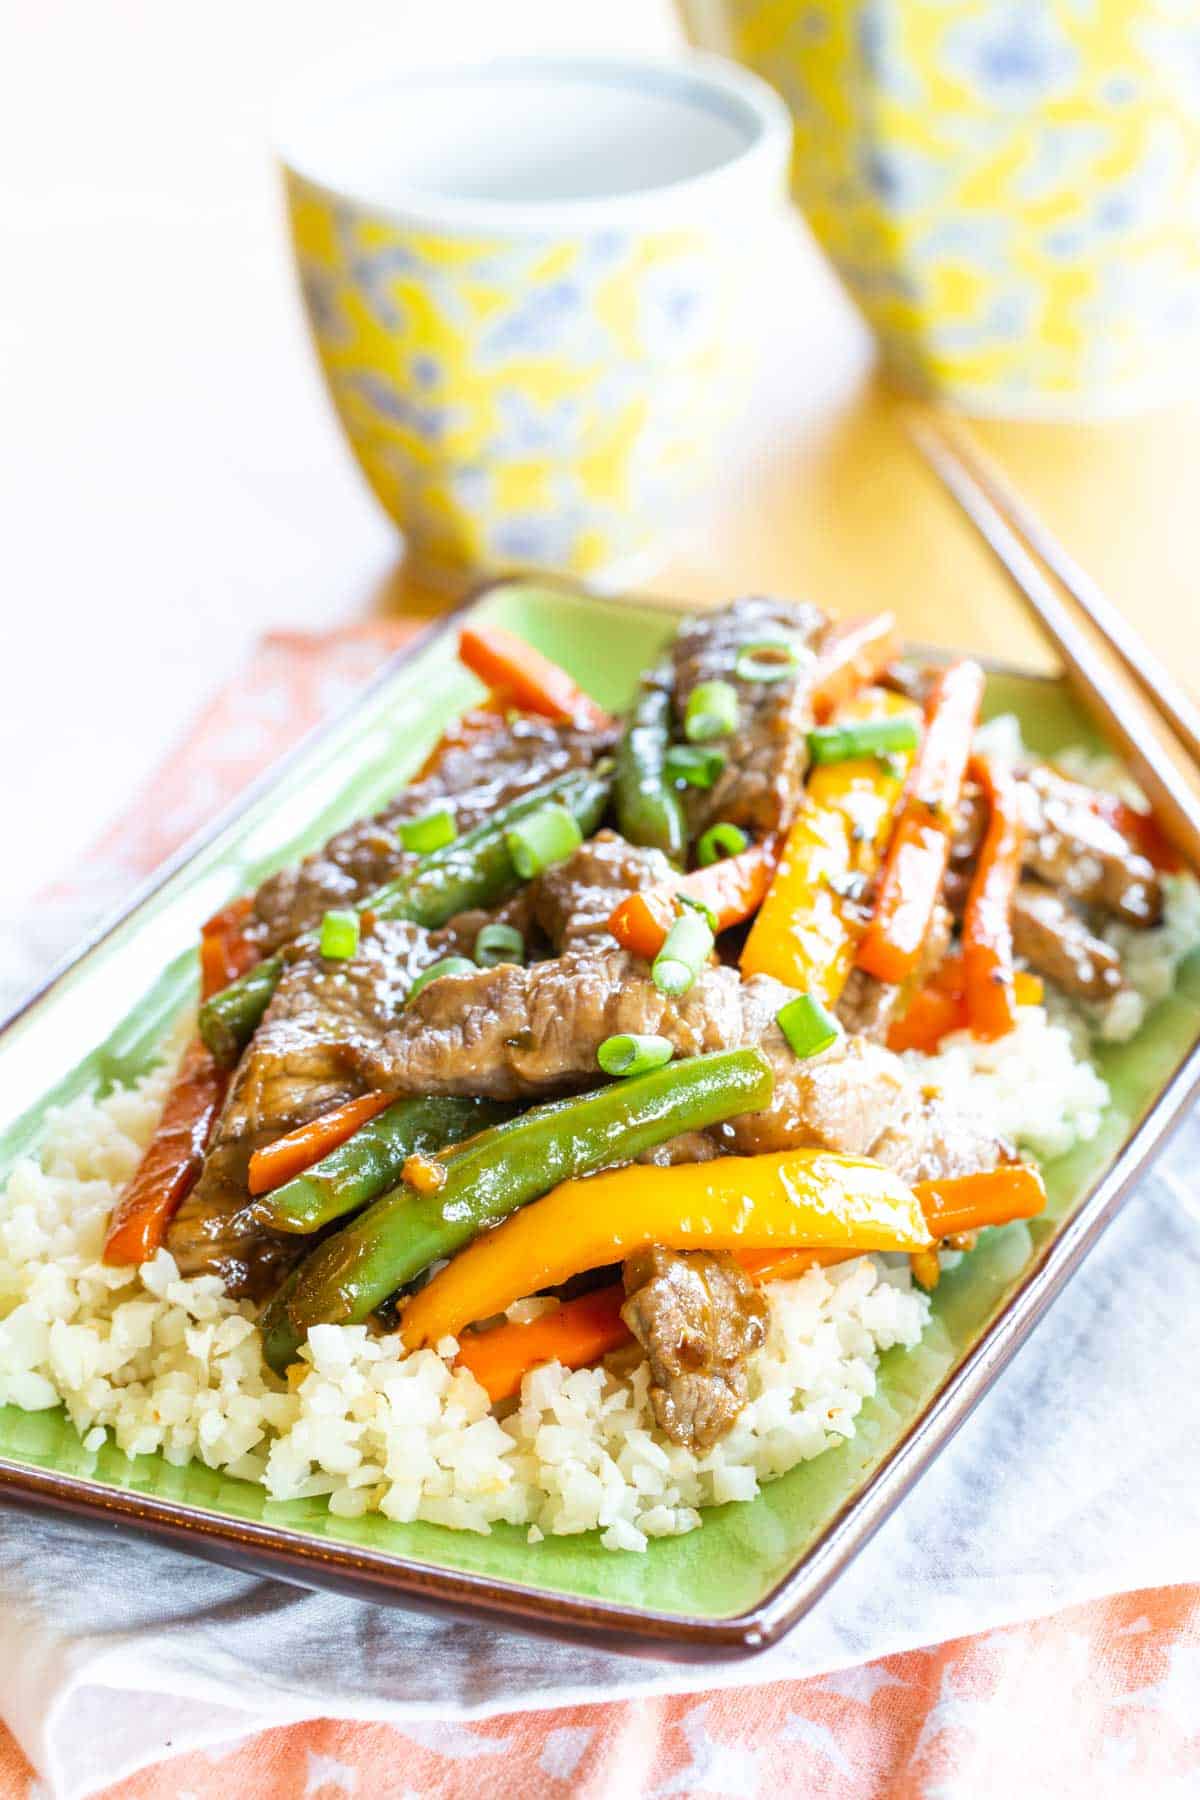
887, 957, 1043, 1053
855, 660, 985, 985
199, 897, 260, 1001
102, 1038, 229, 1264
247, 1092, 392, 1197
914, 1165, 1046, 1239
811, 613, 903, 722
453, 1166, 1046, 1403
455, 1286, 630, 1404
607, 841, 778, 960
961, 753, 1025, 1041
459, 624, 613, 731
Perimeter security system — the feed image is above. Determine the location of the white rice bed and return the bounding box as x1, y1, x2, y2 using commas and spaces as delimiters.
0, 869, 1195, 1550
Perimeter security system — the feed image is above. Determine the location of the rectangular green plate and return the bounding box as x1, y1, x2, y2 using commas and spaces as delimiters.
2, 581, 1198, 1658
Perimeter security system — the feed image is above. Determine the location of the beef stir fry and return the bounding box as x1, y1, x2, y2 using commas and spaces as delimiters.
104, 603, 1178, 1456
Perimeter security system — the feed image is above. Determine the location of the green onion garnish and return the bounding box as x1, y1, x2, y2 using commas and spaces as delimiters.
597, 1033, 675, 1078
696, 822, 749, 867
319, 909, 360, 960
474, 922, 525, 967
684, 679, 739, 743
776, 992, 842, 1059
664, 745, 727, 789
807, 718, 920, 766
734, 638, 805, 683
505, 804, 583, 879
652, 909, 715, 998
398, 805, 457, 854
677, 891, 718, 933
408, 956, 476, 1004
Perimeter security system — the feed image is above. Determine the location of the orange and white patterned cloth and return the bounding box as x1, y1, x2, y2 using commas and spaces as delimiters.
3, 625, 1198, 1800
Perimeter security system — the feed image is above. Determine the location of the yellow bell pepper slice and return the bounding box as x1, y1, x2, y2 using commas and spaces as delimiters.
740, 689, 919, 1004
401, 1149, 932, 1349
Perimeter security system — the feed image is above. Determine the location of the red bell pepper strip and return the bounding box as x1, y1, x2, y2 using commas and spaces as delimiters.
961, 753, 1026, 1040
102, 1038, 229, 1265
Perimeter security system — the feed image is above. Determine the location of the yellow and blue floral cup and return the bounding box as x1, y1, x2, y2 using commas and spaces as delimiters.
680, 1, 1200, 415
277, 55, 791, 586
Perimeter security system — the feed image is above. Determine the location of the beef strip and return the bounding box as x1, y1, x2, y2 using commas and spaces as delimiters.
251, 712, 610, 952
531, 831, 671, 952
355, 952, 1008, 1180
953, 769, 1161, 927
670, 596, 828, 838
620, 1247, 769, 1450
170, 918, 454, 1296
1010, 881, 1125, 1002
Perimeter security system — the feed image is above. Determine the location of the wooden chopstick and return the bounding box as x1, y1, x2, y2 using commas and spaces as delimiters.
908, 416, 1200, 873
926, 419, 1200, 770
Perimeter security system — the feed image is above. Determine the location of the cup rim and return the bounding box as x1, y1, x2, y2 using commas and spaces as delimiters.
274, 49, 792, 238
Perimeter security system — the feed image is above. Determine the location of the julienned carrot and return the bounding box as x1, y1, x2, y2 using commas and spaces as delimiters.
607, 841, 778, 960
453, 1168, 1045, 1402
811, 613, 903, 722
247, 1092, 393, 1196
915, 1164, 1046, 1239
459, 623, 613, 731
102, 1038, 229, 1264
199, 896, 260, 1001
961, 753, 1025, 1041
855, 660, 985, 986
886, 956, 1043, 1053
1084, 790, 1183, 875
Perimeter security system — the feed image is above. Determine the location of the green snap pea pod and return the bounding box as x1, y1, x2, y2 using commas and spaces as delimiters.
199, 761, 613, 1065
259, 1046, 774, 1372
254, 1096, 515, 1235
614, 666, 686, 864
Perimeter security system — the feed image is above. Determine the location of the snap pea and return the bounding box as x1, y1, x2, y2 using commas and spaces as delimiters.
259, 1045, 774, 1372
199, 761, 613, 1065
254, 1095, 514, 1235
614, 667, 686, 864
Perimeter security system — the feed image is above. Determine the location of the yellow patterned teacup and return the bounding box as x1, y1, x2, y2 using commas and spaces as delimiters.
680, 1, 1200, 416
277, 55, 791, 586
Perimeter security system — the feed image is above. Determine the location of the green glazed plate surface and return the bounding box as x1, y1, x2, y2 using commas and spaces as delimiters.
1, 582, 1197, 1639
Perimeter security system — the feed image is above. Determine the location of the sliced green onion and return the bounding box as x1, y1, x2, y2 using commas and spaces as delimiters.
408, 956, 476, 1005
696, 822, 749, 867
677, 891, 718, 933
776, 992, 842, 1059
684, 679, 739, 743
597, 1033, 675, 1078
734, 638, 805, 683
319, 909, 360, 960
807, 718, 920, 766
398, 805, 457, 854
505, 804, 583, 879
664, 744, 727, 789
474, 922, 525, 967
652, 909, 715, 998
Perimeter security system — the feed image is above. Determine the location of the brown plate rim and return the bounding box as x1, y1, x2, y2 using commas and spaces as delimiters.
2, 577, 1197, 1660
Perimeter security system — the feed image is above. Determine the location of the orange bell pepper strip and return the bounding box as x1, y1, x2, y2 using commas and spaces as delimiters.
199, 896, 260, 1000
458, 623, 613, 731
740, 690, 918, 1002
961, 753, 1026, 1041
855, 660, 986, 986
246, 1092, 392, 1197
811, 613, 904, 722
103, 1038, 230, 1264
402, 1150, 932, 1350
607, 840, 778, 961
451, 1168, 1045, 1401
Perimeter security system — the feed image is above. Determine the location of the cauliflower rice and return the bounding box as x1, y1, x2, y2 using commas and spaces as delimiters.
0, 765, 1195, 1548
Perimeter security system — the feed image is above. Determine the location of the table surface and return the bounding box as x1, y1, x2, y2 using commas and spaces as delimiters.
4, 0, 1199, 911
